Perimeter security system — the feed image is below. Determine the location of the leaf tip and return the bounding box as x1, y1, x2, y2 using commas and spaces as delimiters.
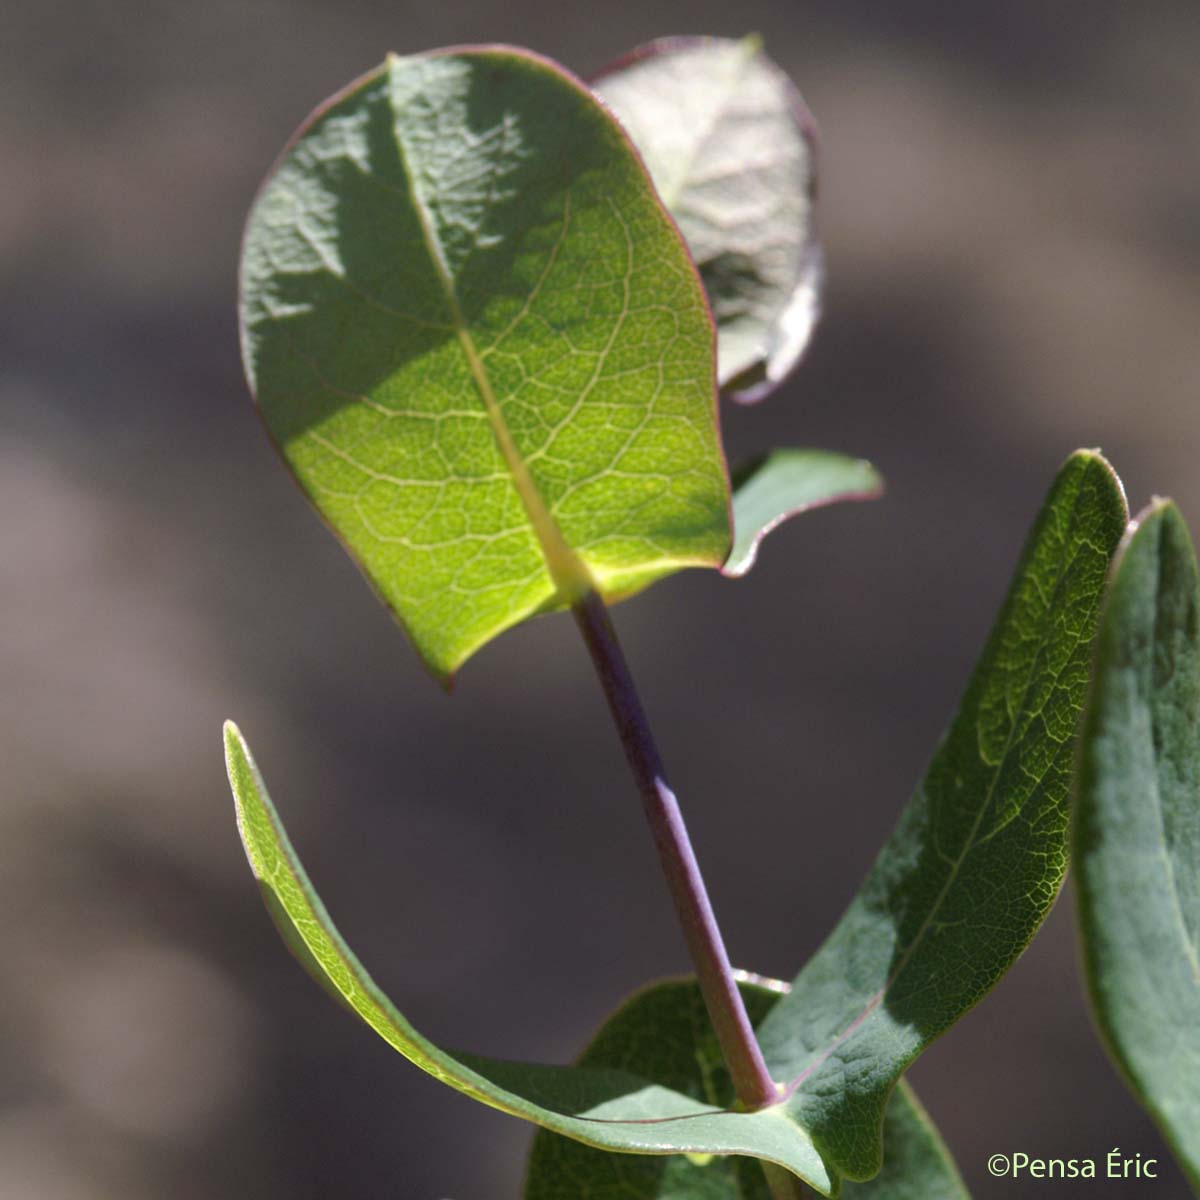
1068, 446, 1109, 470
222, 719, 246, 770
222, 719, 269, 880
1071, 446, 1128, 508
1139, 494, 1176, 521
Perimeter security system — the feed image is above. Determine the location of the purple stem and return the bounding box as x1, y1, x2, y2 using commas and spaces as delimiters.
571, 590, 778, 1111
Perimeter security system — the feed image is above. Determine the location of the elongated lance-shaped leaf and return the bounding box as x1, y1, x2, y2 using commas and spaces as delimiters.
725, 450, 883, 578
525, 976, 969, 1200
1074, 499, 1200, 1192
593, 36, 820, 403
239, 48, 731, 680
224, 723, 833, 1191
750, 450, 1128, 1184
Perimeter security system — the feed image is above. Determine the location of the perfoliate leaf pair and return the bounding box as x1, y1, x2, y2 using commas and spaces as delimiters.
239, 43, 865, 680
226, 450, 1126, 1194
524, 978, 968, 1200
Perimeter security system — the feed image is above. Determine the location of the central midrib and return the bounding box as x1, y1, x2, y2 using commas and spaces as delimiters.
390, 110, 595, 605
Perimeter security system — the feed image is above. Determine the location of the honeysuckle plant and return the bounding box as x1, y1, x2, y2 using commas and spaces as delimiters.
227, 35, 1200, 1197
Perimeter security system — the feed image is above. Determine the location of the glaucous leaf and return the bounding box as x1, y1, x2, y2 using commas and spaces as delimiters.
239, 48, 730, 680
752, 451, 1128, 1184
224, 724, 831, 1190
725, 450, 883, 577
525, 977, 969, 1200
593, 36, 820, 403
1074, 499, 1200, 1191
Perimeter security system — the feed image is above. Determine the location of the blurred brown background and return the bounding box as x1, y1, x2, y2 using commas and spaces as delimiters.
3, 1, 1199, 1196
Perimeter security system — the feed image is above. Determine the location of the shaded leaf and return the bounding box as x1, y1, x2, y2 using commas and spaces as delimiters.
725, 450, 883, 577
853, 1083, 970, 1200
593, 36, 820, 403
752, 450, 1128, 1183
239, 48, 730, 680
1074, 499, 1200, 1192
525, 976, 969, 1199
224, 723, 831, 1190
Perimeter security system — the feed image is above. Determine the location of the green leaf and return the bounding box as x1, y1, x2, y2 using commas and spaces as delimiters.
524, 976, 969, 1200
752, 450, 1128, 1184
239, 48, 731, 680
725, 450, 883, 577
224, 723, 831, 1191
852, 1082, 969, 1200
1074, 499, 1200, 1191
593, 36, 820, 403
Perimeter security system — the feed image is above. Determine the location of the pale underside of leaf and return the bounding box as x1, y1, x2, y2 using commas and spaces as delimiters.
593, 36, 821, 404
239, 48, 731, 679
224, 723, 831, 1192
1074, 499, 1200, 1192
524, 976, 970, 1200
725, 450, 883, 577
750, 451, 1128, 1181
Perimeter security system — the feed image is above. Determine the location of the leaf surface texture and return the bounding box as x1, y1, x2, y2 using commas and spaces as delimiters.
594, 36, 821, 402
240, 49, 730, 677
1075, 499, 1200, 1191
754, 451, 1128, 1181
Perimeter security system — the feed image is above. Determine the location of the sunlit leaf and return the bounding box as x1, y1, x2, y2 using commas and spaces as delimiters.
224, 723, 831, 1190
239, 48, 730, 680
1074, 499, 1200, 1192
753, 450, 1127, 1183
594, 36, 820, 403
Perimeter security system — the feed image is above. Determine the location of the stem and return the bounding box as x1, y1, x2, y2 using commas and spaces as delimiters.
571, 589, 778, 1110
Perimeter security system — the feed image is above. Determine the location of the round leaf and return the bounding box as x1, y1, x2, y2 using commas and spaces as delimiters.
240, 48, 731, 679
593, 36, 821, 403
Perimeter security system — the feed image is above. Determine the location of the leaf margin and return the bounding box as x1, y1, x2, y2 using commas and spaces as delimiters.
1072, 495, 1200, 1192
724, 449, 884, 577
591, 33, 822, 405
224, 719, 834, 1191
238, 43, 735, 684
753, 448, 1129, 1182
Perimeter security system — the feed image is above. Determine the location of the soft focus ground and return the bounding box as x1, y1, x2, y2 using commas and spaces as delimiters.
3, 2, 1199, 1196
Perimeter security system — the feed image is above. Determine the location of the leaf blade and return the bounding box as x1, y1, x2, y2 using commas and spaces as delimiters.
725, 449, 883, 577
224, 723, 831, 1189
850, 1082, 969, 1200
753, 450, 1128, 1183
1074, 499, 1200, 1191
524, 977, 969, 1199
593, 36, 820, 402
239, 48, 731, 678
